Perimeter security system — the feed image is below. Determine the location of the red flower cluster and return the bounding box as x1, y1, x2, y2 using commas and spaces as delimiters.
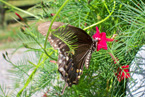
116, 65, 130, 82
109, 53, 130, 82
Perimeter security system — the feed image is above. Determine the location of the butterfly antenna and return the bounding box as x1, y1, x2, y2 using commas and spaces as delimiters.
61, 83, 68, 95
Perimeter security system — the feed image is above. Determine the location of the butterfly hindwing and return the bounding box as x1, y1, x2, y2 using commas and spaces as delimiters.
58, 44, 93, 86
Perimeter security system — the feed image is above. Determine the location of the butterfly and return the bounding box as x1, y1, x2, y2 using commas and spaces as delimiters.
38, 22, 97, 94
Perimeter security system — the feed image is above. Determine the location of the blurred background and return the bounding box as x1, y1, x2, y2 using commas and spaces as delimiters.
0, 0, 43, 49
0, 1, 44, 96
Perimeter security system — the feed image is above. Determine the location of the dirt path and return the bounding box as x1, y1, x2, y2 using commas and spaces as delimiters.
0, 48, 42, 97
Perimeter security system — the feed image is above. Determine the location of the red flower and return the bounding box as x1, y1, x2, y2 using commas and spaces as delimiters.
50, 60, 56, 63
92, 27, 114, 51
51, 13, 55, 16
15, 12, 24, 21
116, 65, 130, 82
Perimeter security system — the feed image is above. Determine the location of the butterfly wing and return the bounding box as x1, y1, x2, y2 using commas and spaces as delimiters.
38, 22, 94, 92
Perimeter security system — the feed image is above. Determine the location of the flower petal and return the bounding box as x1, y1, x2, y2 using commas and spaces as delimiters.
100, 32, 108, 50
92, 26, 101, 40
96, 26, 100, 34
15, 12, 24, 21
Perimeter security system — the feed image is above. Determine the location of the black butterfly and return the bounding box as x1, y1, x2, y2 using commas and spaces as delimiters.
38, 22, 97, 94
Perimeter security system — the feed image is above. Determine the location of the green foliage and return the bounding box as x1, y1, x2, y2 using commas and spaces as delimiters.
0, 0, 145, 97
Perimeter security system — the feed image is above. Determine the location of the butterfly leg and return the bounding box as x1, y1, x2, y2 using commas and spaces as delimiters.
61, 83, 68, 95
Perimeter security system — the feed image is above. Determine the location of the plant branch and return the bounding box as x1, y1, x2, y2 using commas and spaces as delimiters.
23, 29, 56, 60
103, 1, 111, 14
16, 53, 46, 97
44, 0, 70, 49
83, 1, 116, 30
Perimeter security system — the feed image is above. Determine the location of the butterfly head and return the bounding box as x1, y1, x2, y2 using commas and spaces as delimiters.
92, 30, 100, 50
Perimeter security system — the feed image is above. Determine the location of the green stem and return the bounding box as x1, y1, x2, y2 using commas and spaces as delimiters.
0, 85, 6, 97
30, 35, 56, 60
43, 48, 57, 61
44, 0, 70, 49
23, 29, 56, 60
16, 54, 46, 97
103, 1, 111, 14
109, 50, 120, 65
83, 1, 116, 30
16, 67, 37, 97
4, 53, 29, 76
0, 0, 40, 20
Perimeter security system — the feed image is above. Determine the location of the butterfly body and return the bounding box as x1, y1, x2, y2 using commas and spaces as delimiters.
38, 22, 97, 93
